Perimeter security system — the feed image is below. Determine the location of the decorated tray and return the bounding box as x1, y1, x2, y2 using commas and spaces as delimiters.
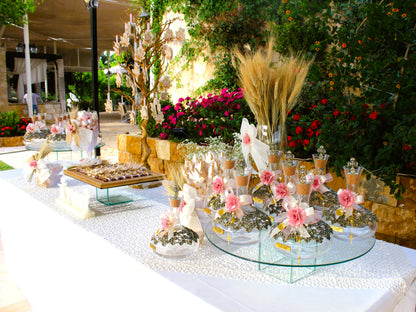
64, 163, 165, 189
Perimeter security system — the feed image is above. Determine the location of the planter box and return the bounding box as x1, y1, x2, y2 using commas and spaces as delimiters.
0, 136, 24, 147
117, 134, 186, 180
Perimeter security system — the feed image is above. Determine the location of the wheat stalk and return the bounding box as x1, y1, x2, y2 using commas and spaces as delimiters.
234, 41, 312, 148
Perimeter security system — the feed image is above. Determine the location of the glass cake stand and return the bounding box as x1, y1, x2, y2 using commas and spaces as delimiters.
205, 223, 376, 283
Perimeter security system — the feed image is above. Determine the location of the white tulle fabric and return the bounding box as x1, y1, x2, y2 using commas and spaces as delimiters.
6, 171, 416, 302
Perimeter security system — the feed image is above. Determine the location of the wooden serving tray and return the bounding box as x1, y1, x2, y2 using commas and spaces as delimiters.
64, 167, 165, 189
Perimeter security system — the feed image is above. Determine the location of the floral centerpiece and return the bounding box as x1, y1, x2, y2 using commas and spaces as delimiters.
66, 110, 99, 155
150, 168, 199, 258
321, 188, 378, 242
269, 196, 333, 261
250, 169, 279, 208
47, 116, 67, 150
23, 115, 50, 149
23, 143, 62, 187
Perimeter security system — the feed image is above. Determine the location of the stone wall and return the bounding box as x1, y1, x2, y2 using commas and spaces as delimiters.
117, 134, 416, 249
0, 47, 8, 112
8, 102, 62, 122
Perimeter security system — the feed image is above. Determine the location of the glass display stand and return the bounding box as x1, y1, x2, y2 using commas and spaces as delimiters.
95, 187, 133, 206
205, 223, 375, 283
25, 142, 105, 160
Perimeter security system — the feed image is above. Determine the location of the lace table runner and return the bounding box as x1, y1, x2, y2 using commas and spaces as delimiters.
8, 174, 416, 299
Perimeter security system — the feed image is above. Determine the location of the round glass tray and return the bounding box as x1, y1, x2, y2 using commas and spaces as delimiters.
205, 223, 375, 268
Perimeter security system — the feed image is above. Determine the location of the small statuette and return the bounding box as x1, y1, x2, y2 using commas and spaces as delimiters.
285, 151, 295, 166
317, 145, 326, 160
298, 165, 307, 184
346, 157, 359, 175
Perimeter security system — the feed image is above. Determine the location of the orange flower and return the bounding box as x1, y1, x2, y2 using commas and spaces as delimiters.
330, 81, 334, 86
402, 13, 407, 18
358, 40, 362, 44
315, 48, 320, 51
341, 43, 347, 48
315, 41, 320, 45
288, 16, 293, 21
338, 58, 342, 62
330, 87, 334, 91
329, 73, 333, 78
357, 56, 362, 61
388, 2, 392, 6
286, 10, 291, 14
396, 84, 401, 89
398, 57, 402, 62
387, 12, 391, 15
283, 0, 287, 2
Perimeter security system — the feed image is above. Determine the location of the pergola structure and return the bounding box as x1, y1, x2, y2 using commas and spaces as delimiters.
0, 0, 133, 115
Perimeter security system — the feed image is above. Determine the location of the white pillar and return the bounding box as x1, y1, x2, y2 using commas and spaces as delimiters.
23, 14, 33, 116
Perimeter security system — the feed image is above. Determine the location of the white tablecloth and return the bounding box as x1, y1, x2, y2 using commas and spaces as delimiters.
0, 168, 415, 312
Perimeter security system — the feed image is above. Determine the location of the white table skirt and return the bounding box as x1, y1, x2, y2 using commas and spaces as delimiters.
0, 168, 415, 312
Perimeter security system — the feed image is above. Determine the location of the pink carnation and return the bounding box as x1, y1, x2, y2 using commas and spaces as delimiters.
212, 177, 224, 194
311, 176, 322, 191
260, 170, 274, 185
287, 206, 306, 228
337, 189, 355, 207
274, 183, 288, 200
243, 133, 251, 145
29, 160, 37, 168
225, 193, 239, 213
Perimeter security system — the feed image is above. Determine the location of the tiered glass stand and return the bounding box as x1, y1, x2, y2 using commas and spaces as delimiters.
205, 224, 375, 283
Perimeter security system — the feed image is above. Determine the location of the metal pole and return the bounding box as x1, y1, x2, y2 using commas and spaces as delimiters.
90, 5, 101, 157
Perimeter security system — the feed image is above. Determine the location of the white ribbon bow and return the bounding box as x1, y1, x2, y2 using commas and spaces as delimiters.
239, 118, 269, 172
180, 184, 203, 238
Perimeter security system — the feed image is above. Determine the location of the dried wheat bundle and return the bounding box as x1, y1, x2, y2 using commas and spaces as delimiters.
234, 41, 312, 147
163, 163, 185, 199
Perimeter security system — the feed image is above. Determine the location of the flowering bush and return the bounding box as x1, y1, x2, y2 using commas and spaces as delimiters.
157, 88, 254, 143
0, 111, 30, 137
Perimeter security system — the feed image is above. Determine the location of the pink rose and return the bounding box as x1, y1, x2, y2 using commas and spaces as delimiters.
260, 170, 274, 185
273, 183, 288, 200
243, 133, 251, 145
212, 176, 224, 194
51, 125, 59, 134
311, 176, 322, 191
337, 189, 355, 207
29, 160, 37, 168
287, 206, 306, 228
26, 123, 35, 133
225, 193, 239, 213
67, 123, 74, 134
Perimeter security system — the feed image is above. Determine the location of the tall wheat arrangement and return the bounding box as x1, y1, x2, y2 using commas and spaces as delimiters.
234, 41, 312, 149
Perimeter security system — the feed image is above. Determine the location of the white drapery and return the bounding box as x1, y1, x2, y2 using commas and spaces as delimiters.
13, 58, 47, 102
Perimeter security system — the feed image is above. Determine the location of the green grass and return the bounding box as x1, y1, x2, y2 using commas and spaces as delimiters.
0, 160, 14, 171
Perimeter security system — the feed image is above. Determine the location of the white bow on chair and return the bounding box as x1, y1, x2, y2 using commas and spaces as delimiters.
239, 118, 269, 173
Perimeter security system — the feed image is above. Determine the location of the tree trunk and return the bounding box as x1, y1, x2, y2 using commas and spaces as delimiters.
140, 118, 151, 168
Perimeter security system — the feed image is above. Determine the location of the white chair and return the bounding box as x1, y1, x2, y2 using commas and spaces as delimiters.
118, 102, 131, 123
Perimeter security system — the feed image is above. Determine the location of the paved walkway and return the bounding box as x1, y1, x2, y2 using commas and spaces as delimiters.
0, 112, 140, 169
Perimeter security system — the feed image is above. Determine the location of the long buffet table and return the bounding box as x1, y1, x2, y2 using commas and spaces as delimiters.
0, 168, 415, 312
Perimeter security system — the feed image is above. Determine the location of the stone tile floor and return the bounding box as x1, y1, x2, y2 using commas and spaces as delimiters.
0, 112, 140, 311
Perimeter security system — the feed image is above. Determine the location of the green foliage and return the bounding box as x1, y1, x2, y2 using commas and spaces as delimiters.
0, 111, 30, 137
0, 0, 40, 26
282, 0, 416, 197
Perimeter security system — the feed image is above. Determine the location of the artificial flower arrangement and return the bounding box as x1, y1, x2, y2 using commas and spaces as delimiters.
309, 146, 338, 209
23, 143, 62, 187
321, 158, 378, 242
46, 116, 68, 150
66, 110, 99, 155
23, 114, 50, 149
150, 167, 200, 258
269, 195, 333, 262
